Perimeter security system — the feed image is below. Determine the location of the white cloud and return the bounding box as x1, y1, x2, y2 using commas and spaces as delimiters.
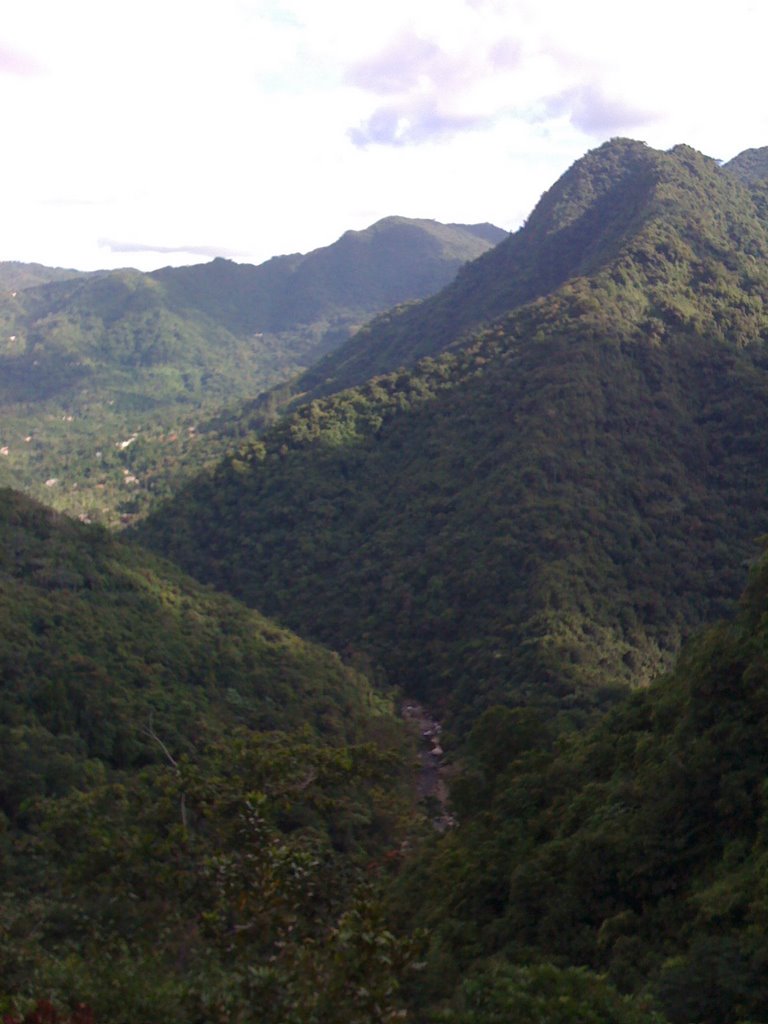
0, 0, 767, 271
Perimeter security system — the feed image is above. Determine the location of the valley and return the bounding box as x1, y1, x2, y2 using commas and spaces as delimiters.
4, 139, 768, 1023
0, 218, 503, 527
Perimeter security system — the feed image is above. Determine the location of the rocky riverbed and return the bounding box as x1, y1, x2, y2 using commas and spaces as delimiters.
401, 699, 456, 831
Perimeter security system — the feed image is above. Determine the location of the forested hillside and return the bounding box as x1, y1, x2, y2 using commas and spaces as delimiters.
392, 545, 768, 1023
0, 262, 98, 291
0, 487, 396, 813
0, 487, 421, 1022
0, 219, 503, 526
8, 138, 768, 1023
138, 140, 768, 729
291, 138, 752, 397
723, 144, 768, 186
10, 488, 768, 1022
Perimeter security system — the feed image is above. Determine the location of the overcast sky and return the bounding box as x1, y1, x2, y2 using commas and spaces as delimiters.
2, 0, 767, 272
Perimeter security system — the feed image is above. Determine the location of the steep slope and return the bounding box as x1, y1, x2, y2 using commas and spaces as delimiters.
0, 219, 503, 525
289, 139, 674, 397
138, 140, 768, 726
0, 488, 421, 1022
723, 145, 768, 185
392, 548, 768, 1024
0, 487, 391, 821
287, 139, 768, 399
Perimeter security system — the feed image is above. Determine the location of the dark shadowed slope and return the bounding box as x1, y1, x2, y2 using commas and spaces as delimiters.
0, 486, 389, 820
392, 546, 768, 1024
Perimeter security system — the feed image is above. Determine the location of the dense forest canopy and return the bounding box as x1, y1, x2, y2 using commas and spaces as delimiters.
6, 139, 768, 1022
0, 487, 422, 1022
139, 139, 768, 732
0, 219, 503, 527
0, 487, 398, 816
392, 545, 768, 1023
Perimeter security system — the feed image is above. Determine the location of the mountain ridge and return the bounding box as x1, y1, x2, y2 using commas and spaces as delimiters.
8, 136, 768, 1023
290, 140, 768, 400
150, 216, 506, 341
0, 216, 504, 525
723, 144, 768, 185
137, 138, 768, 728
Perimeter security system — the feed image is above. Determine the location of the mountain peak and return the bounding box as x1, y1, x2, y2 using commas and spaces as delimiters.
138, 136, 768, 734
723, 145, 768, 185
296, 138, 768, 398
525, 137, 656, 236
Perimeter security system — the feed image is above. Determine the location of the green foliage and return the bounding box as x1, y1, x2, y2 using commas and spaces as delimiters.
138, 322, 768, 726
432, 961, 667, 1023
0, 261, 98, 291
388, 549, 768, 1023
2, 730, 421, 1023
295, 139, 768, 397
137, 141, 768, 726
0, 488, 425, 1022
12, 139, 768, 1022
0, 487, 397, 821
723, 146, 768, 186
0, 222, 501, 526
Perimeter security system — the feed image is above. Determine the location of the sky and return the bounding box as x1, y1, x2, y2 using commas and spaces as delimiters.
1, 0, 767, 273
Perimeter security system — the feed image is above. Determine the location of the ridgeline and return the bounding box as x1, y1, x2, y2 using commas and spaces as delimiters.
0, 218, 503, 526
139, 140, 768, 730
8, 139, 768, 1023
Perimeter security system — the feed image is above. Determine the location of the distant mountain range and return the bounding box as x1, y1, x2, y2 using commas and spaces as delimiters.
150, 217, 506, 342
0, 262, 102, 291
0, 217, 504, 524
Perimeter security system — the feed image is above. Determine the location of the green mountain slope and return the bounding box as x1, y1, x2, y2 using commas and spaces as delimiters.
153, 217, 506, 340
392, 548, 768, 1024
0, 262, 98, 292
0, 219, 503, 526
723, 145, 768, 185
0, 487, 393, 822
0, 488, 424, 1022
289, 139, 681, 397
278, 140, 768, 406
137, 139, 768, 725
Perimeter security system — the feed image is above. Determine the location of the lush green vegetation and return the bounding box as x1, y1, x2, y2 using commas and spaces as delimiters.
0, 220, 502, 526
286, 141, 768, 399
0, 488, 399, 814
723, 144, 768, 186
391, 547, 768, 1024
0, 487, 426, 1022
15, 504, 768, 1022
0, 262, 98, 292
9, 139, 768, 1022
137, 142, 768, 729
3, 730, 425, 1023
